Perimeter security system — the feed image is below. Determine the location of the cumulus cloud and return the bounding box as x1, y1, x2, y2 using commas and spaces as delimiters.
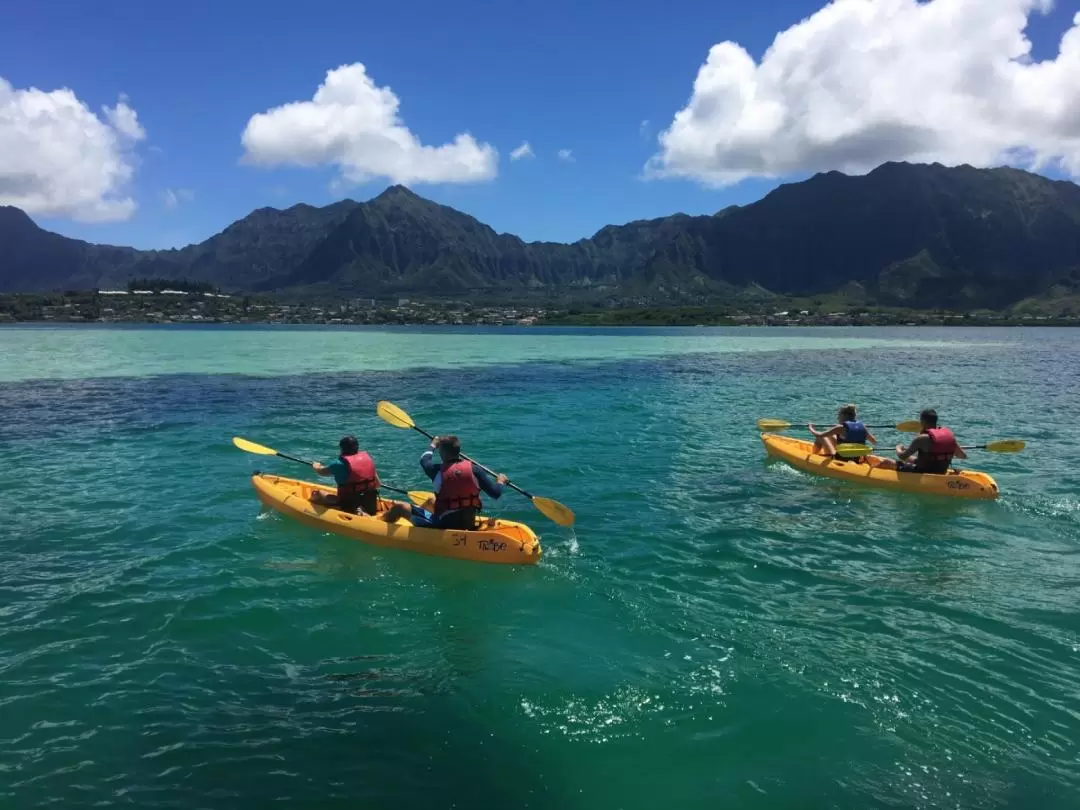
106, 95, 146, 141
510, 141, 534, 160
241, 63, 497, 185
161, 188, 194, 209
557, 148, 575, 162
0, 78, 145, 221
649, 0, 1080, 185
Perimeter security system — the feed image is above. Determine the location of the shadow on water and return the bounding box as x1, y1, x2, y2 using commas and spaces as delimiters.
88, 677, 557, 810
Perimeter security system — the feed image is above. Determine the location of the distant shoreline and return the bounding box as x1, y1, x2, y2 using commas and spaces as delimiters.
2, 290, 1077, 328
3, 318, 1078, 329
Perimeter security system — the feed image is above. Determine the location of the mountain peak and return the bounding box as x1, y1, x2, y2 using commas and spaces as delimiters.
0, 205, 38, 230
372, 184, 421, 203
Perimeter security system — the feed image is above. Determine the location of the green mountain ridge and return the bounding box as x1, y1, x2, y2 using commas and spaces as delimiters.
2, 161, 1080, 309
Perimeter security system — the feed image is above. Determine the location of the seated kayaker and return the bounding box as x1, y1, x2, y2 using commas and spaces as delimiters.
310, 435, 381, 514
877, 409, 967, 473
808, 404, 876, 457
383, 435, 508, 530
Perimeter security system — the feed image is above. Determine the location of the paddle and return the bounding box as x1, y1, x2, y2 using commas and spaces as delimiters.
758, 418, 923, 433
833, 439, 1026, 459
231, 436, 431, 506
375, 400, 576, 527
960, 440, 1026, 453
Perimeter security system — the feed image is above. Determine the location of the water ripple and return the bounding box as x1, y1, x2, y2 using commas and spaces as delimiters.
2, 327, 1080, 808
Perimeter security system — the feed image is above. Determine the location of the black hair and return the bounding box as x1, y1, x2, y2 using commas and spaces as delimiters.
339, 435, 360, 455
920, 409, 939, 428
438, 435, 462, 456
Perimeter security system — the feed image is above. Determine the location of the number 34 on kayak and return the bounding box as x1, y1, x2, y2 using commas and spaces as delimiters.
757, 406, 1025, 500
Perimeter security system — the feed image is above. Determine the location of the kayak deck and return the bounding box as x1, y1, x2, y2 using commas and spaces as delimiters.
760, 433, 999, 500
251, 473, 542, 564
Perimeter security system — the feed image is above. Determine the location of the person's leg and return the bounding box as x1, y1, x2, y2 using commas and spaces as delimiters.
359, 490, 379, 516
879, 459, 916, 472
407, 506, 437, 528
310, 491, 339, 507
431, 510, 478, 531
382, 503, 437, 527
812, 433, 837, 456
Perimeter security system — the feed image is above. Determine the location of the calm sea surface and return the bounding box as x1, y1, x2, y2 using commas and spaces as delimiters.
1, 325, 1078, 809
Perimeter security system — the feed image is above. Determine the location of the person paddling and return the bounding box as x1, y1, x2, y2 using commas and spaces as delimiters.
808, 404, 876, 457
310, 435, 382, 515
878, 409, 967, 473
384, 435, 508, 530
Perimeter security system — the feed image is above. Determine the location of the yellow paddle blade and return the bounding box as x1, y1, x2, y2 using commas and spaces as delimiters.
376, 400, 415, 430
232, 436, 278, 456
896, 421, 923, 432
984, 440, 1025, 453
407, 491, 434, 507
835, 443, 874, 458
532, 496, 576, 527
757, 418, 792, 432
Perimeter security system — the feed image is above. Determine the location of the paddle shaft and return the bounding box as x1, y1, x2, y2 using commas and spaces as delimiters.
409, 425, 535, 500
269, 449, 413, 497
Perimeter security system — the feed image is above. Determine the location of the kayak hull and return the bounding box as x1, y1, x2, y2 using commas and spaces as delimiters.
761, 433, 999, 500
251, 474, 542, 565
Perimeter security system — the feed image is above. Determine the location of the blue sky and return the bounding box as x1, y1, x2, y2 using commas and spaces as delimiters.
1, 0, 1078, 250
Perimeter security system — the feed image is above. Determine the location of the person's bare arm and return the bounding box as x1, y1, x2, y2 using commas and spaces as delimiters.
897, 435, 928, 460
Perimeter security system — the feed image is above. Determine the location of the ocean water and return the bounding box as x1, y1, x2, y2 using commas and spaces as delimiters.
1, 324, 1077, 809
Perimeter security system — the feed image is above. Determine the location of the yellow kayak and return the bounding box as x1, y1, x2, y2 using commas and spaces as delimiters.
761, 433, 999, 500
251, 474, 542, 565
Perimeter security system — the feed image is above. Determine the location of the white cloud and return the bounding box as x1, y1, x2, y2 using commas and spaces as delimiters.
161, 188, 194, 209
106, 95, 146, 141
649, 0, 1080, 185
241, 63, 497, 185
640, 119, 651, 137
510, 141, 534, 160
0, 78, 145, 221
557, 148, 575, 162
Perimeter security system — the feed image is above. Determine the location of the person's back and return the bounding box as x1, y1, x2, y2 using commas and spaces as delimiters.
337, 448, 380, 514
311, 435, 381, 514
840, 417, 868, 445
433, 455, 484, 529
810, 404, 875, 456
384, 434, 507, 529
879, 409, 967, 473
913, 422, 959, 474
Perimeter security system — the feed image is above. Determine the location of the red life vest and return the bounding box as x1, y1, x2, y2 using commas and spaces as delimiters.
338, 451, 378, 500
434, 459, 482, 516
921, 427, 958, 468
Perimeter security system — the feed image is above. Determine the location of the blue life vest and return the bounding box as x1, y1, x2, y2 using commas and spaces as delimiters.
842, 420, 868, 444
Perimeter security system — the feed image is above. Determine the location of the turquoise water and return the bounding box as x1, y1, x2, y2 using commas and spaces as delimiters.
1, 325, 1078, 809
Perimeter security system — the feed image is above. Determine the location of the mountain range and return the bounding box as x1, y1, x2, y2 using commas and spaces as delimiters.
3, 162, 1080, 309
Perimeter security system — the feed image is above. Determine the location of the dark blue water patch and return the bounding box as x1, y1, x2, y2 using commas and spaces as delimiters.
0, 339, 1036, 447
